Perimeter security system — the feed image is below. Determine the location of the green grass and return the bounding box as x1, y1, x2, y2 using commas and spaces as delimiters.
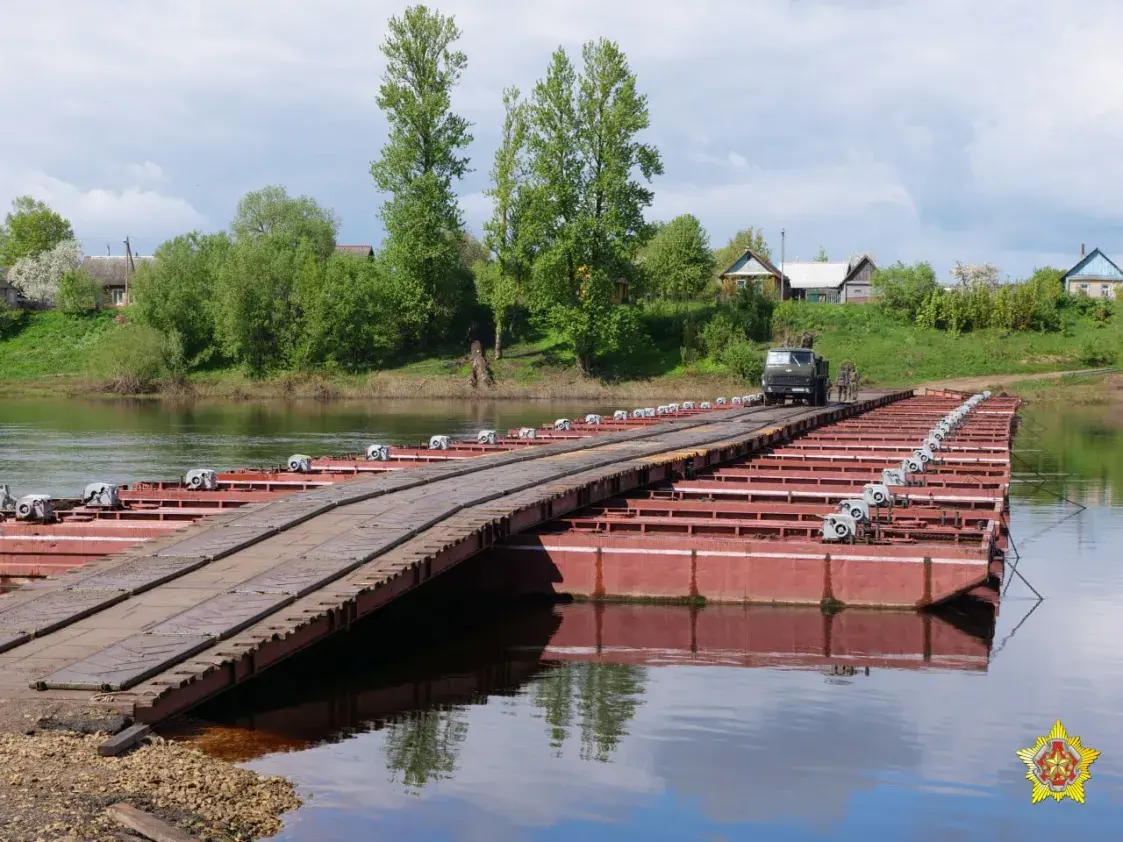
0, 310, 119, 380
774, 301, 1120, 386
0, 301, 1118, 399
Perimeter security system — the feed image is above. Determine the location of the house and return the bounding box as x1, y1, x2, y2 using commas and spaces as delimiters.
786, 255, 878, 303
0, 266, 18, 307
335, 244, 374, 257
718, 248, 792, 300
1061, 246, 1121, 300
81, 255, 155, 307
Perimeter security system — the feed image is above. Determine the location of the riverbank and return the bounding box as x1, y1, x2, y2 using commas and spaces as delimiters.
2, 308, 1119, 402
0, 702, 299, 841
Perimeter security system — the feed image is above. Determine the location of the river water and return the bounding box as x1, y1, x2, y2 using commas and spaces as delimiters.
2, 397, 1122, 838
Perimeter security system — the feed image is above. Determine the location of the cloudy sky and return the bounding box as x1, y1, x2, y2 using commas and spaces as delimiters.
0, 1, 1115, 278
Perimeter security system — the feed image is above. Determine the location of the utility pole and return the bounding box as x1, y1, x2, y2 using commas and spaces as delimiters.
123, 236, 133, 306
780, 228, 786, 300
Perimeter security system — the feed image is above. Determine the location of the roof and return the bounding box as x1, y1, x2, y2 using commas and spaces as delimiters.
719, 248, 784, 279
784, 261, 850, 290
1062, 248, 1123, 283
81, 255, 156, 285
335, 244, 374, 257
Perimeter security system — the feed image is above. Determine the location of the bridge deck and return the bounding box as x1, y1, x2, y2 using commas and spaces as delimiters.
0, 393, 909, 723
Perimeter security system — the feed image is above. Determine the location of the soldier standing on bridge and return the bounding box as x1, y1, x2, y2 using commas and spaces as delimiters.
835, 363, 851, 402
848, 366, 861, 401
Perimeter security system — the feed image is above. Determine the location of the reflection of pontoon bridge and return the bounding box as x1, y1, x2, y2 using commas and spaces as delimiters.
170, 599, 996, 763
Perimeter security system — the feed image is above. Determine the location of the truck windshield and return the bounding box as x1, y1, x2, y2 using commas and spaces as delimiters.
767, 351, 813, 366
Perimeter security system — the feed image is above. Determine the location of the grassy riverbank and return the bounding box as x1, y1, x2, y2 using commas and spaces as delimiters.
0, 306, 1119, 401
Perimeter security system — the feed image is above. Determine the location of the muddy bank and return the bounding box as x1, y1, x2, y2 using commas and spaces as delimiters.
0, 711, 300, 841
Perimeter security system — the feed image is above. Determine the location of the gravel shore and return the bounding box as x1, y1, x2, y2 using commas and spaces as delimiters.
0, 718, 301, 841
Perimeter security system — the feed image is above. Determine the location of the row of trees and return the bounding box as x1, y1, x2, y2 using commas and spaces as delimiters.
872, 261, 1077, 334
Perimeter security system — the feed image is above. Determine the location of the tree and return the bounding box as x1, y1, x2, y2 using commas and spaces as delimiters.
0, 197, 74, 267
296, 251, 402, 371
872, 261, 939, 321
814, 246, 829, 263
457, 232, 489, 270
231, 186, 339, 259
213, 237, 311, 375
7, 238, 82, 303
712, 227, 771, 278
951, 262, 999, 289
481, 86, 534, 358
371, 4, 473, 341
526, 40, 663, 373
132, 232, 231, 363
640, 213, 714, 299
56, 268, 103, 313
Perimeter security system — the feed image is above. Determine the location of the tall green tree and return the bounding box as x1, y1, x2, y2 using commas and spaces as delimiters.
231, 186, 339, 259
712, 227, 770, 277
814, 246, 829, 262
526, 40, 663, 374
296, 251, 402, 371
213, 237, 313, 375
0, 196, 74, 266
481, 86, 533, 358
640, 214, 715, 299
371, 4, 473, 342
132, 232, 231, 363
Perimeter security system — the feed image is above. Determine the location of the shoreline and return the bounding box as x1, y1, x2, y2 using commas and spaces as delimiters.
1, 366, 1119, 404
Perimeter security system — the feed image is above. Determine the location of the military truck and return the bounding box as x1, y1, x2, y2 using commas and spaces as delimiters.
760, 347, 831, 406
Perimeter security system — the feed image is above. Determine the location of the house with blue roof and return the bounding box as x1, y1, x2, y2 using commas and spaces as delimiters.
1061, 246, 1121, 300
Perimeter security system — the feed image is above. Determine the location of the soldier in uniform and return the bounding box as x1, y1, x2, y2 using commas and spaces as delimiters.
849, 366, 861, 401
835, 363, 850, 402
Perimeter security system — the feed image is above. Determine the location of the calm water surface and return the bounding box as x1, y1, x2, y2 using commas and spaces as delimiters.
0, 397, 616, 497
4, 397, 1123, 838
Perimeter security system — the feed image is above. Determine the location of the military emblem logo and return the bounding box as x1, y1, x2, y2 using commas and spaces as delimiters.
1017, 720, 1100, 803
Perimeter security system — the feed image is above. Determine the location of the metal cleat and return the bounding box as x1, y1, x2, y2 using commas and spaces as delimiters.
185, 469, 218, 490
82, 482, 121, 509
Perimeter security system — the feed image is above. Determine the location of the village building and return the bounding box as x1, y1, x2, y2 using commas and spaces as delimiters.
80, 255, 155, 307
334, 244, 374, 257
718, 249, 876, 303
1061, 246, 1121, 300
717, 248, 791, 299
0, 266, 18, 307
786, 255, 877, 303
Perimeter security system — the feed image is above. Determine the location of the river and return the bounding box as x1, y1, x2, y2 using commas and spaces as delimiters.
2, 397, 1122, 839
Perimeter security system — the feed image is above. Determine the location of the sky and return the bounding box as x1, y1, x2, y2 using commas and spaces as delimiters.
0, 0, 1117, 279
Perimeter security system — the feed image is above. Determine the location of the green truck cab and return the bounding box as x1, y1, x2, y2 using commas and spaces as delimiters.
761, 348, 831, 406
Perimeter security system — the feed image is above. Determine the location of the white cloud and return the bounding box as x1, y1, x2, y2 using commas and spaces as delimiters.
0, 168, 207, 252
127, 161, 165, 183
0, 0, 1121, 272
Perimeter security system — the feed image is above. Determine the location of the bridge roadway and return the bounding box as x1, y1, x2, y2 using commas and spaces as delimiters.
0, 390, 906, 724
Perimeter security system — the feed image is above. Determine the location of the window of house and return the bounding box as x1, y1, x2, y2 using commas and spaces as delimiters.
111, 288, 125, 306
1102, 284, 1111, 297
1080, 284, 1089, 294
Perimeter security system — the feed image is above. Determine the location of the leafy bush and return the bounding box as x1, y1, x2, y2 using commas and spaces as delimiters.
700, 313, 743, 359
1076, 335, 1118, 368
95, 322, 185, 394
722, 340, 763, 381
56, 268, 103, 313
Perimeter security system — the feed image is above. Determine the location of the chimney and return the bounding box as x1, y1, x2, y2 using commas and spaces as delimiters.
1081, 243, 1086, 258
